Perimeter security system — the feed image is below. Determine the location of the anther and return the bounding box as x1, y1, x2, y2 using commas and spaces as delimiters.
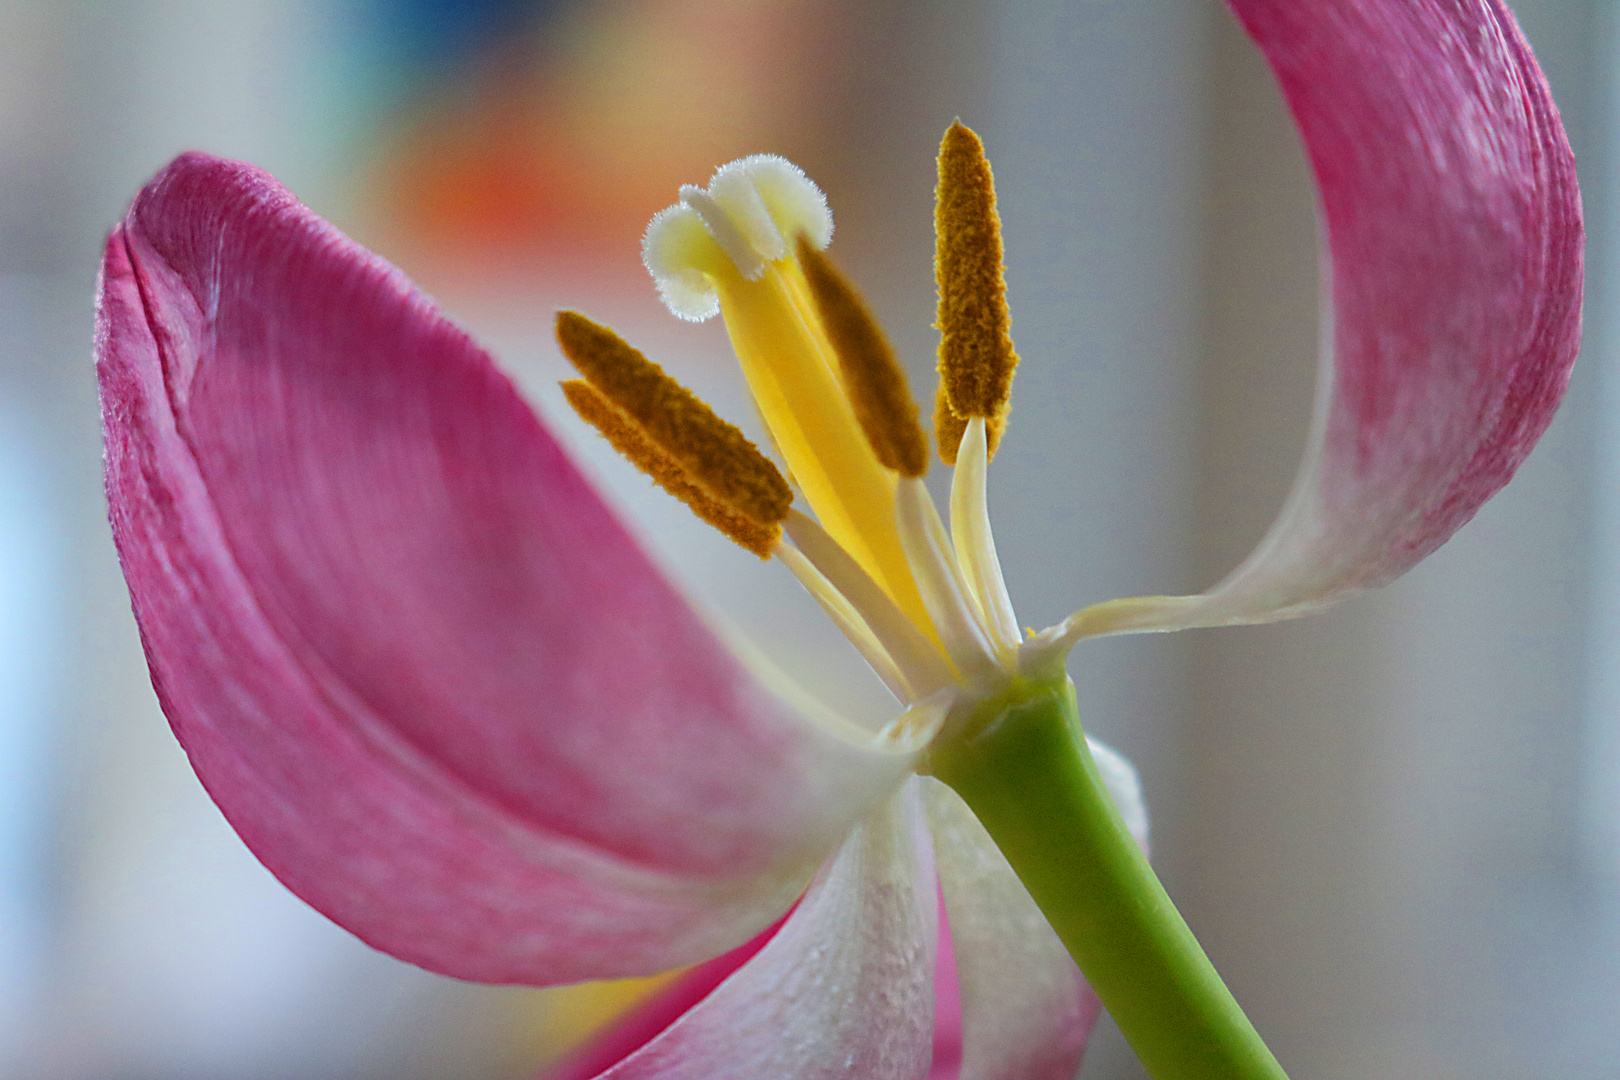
934, 120, 1018, 464
556, 311, 792, 524
796, 237, 929, 479
933, 392, 969, 468
560, 379, 781, 558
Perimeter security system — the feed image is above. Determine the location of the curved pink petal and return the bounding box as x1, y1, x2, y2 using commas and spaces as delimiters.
545, 920, 786, 1080
929, 893, 964, 1080
921, 738, 1147, 1080
1212, 0, 1583, 616
1066, 0, 1581, 639
96, 153, 922, 984
550, 849, 966, 1080
561, 782, 938, 1080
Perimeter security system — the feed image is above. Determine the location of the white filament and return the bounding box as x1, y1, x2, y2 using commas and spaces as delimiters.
784, 510, 955, 698
895, 479, 999, 683
774, 540, 914, 702
949, 418, 1022, 659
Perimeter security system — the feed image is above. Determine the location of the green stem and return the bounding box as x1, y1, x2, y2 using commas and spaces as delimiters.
927, 675, 1288, 1080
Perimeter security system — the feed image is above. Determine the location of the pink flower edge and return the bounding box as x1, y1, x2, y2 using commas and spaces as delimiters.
95, 152, 920, 985
544, 743, 1148, 1080
1219, 0, 1583, 616
1090, 0, 1582, 636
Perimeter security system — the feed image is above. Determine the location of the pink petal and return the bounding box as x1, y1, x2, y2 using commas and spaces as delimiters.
922, 736, 1147, 1080
1071, 0, 1581, 637
1212, 0, 1582, 618
929, 891, 964, 1080
545, 919, 786, 1080
96, 153, 921, 984
570, 782, 939, 1080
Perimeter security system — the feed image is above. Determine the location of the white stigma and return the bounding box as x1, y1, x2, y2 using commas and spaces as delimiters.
642, 154, 833, 321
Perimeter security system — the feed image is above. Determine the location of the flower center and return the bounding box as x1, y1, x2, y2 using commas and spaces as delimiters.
557, 126, 1031, 707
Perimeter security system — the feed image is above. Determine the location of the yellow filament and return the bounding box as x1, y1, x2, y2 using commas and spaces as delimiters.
560, 379, 780, 558
796, 238, 929, 478
935, 120, 1017, 463
712, 259, 933, 632
556, 311, 791, 524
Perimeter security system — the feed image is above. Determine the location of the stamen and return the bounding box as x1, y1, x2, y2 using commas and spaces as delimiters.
894, 477, 999, 681
556, 311, 791, 526
935, 120, 1017, 464
560, 379, 779, 558
933, 388, 969, 468
783, 510, 954, 697
949, 418, 1021, 657
796, 237, 929, 478
772, 540, 914, 702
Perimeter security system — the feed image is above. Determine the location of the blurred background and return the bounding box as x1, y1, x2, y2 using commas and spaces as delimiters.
1, 0, 1616, 1077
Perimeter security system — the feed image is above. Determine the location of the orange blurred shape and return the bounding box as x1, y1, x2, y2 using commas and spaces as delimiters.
372, 0, 855, 268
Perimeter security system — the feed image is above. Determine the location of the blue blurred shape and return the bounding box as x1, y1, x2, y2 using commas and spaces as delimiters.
353, 0, 575, 74
0, 278, 64, 1065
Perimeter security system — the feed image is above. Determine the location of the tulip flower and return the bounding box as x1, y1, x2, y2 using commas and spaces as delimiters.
94, 1, 1579, 1078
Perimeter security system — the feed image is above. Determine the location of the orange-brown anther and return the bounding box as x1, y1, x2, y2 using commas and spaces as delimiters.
935, 120, 1017, 463
560, 379, 781, 558
796, 237, 929, 478
933, 387, 971, 467
556, 311, 792, 524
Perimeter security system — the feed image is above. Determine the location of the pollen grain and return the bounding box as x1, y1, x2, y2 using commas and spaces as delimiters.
935, 120, 1016, 462
796, 238, 929, 478
560, 379, 780, 558
556, 311, 791, 524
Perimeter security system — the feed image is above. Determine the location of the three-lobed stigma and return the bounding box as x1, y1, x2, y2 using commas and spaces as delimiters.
643, 154, 833, 320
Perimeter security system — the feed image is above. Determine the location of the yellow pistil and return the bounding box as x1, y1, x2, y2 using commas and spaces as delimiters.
556, 311, 792, 525
559, 379, 782, 558
935, 121, 1018, 464
712, 258, 934, 630
795, 237, 929, 479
